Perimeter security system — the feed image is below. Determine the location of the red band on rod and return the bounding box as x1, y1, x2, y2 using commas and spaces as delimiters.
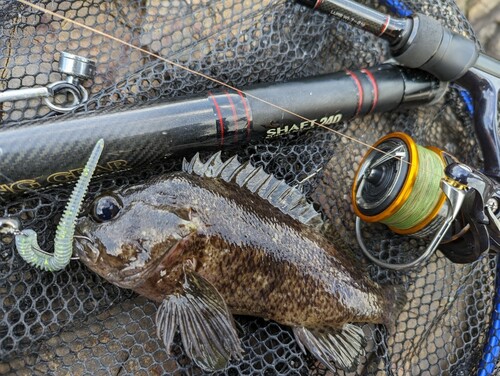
346, 70, 364, 116
209, 92, 225, 146
378, 15, 390, 36
236, 90, 252, 140
224, 91, 239, 143
361, 68, 378, 114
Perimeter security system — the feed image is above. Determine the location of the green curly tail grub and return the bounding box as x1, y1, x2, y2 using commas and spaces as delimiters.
15, 139, 104, 271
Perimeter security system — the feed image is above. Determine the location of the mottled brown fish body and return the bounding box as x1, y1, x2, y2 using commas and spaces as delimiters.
78, 173, 397, 330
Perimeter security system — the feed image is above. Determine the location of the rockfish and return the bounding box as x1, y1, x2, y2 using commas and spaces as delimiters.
74, 153, 404, 372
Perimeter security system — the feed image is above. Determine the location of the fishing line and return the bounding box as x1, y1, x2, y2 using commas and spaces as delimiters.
352, 132, 448, 237
382, 146, 444, 231
17, 0, 425, 172
13, 0, 457, 246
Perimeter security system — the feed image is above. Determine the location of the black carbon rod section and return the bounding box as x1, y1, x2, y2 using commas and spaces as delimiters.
296, 0, 410, 45
0, 65, 444, 196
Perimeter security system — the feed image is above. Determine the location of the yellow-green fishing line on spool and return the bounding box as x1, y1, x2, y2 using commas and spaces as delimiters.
382, 145, 445, 231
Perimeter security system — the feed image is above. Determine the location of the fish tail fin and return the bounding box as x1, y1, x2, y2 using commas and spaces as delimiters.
293, 324, 366, 373
156, 271, 243, 371
383, 284, 407, 334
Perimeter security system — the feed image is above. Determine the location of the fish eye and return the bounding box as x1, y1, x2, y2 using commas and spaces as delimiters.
92, 195, 123, 223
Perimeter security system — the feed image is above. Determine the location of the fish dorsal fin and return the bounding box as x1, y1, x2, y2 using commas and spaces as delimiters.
156, 271, 243, 371
182, 152, 323, 228
293, 324, 366, 373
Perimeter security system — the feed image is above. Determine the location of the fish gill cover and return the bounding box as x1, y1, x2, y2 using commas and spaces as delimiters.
0, 0, 498, 375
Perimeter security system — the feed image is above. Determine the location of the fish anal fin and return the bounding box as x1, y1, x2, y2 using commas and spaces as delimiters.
156, 271, 243, 371
293, 324, 366, 373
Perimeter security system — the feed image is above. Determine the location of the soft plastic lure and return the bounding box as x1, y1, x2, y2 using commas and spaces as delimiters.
14, 139, 104, 271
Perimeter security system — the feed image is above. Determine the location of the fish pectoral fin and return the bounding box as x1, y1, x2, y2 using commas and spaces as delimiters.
293, 324, 366, 373
155, 271, 243, 371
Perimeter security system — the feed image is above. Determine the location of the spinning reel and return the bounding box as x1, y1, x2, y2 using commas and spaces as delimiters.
353, 132, 500, 270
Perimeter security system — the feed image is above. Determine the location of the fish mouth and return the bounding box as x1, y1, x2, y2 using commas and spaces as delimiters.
73, 221, 100, 264
74, 228, 152, 287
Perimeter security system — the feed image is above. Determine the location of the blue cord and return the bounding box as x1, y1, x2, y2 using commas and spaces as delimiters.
478, 255, 500, 376
380, 0, 412, 17
452, 85, 475, 115
459, 90, 475, 115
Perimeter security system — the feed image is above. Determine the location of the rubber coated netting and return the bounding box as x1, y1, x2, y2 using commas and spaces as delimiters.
1, 0, 499, 375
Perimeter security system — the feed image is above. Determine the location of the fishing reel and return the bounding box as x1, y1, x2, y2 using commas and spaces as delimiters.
352, 132, 500, 270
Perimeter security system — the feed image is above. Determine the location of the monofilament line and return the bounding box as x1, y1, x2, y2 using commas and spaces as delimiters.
16, 0, 419, 168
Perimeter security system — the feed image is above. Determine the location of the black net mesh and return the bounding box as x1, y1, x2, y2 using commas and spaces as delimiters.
1, 0, 499, 375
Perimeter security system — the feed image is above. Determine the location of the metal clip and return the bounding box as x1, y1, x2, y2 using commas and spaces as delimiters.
42, 81, 84, 113
43, 51, 96, 112
0, 51, 96, 113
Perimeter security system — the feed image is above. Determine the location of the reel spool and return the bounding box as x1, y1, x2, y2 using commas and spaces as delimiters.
353, 132, 452, 237
352, 132, 468, 270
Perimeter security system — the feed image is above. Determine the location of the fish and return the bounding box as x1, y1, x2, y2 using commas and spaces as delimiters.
74, 152, 405, 372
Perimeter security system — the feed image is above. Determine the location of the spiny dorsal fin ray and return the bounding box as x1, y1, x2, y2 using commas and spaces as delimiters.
183, 152, 323, 228
293, 324, 366, 373
156, 271, 243, 371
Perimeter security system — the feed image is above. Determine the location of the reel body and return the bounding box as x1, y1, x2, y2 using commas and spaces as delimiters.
353, 132, 500, 269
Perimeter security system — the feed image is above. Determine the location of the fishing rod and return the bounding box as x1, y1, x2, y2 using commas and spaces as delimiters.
297, 0, 500, 182
3, 0, 491, 196
5, 0, 498, 258
0, 63, 445, 196
2, 0, 461, 201
2, 0, 497, 267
